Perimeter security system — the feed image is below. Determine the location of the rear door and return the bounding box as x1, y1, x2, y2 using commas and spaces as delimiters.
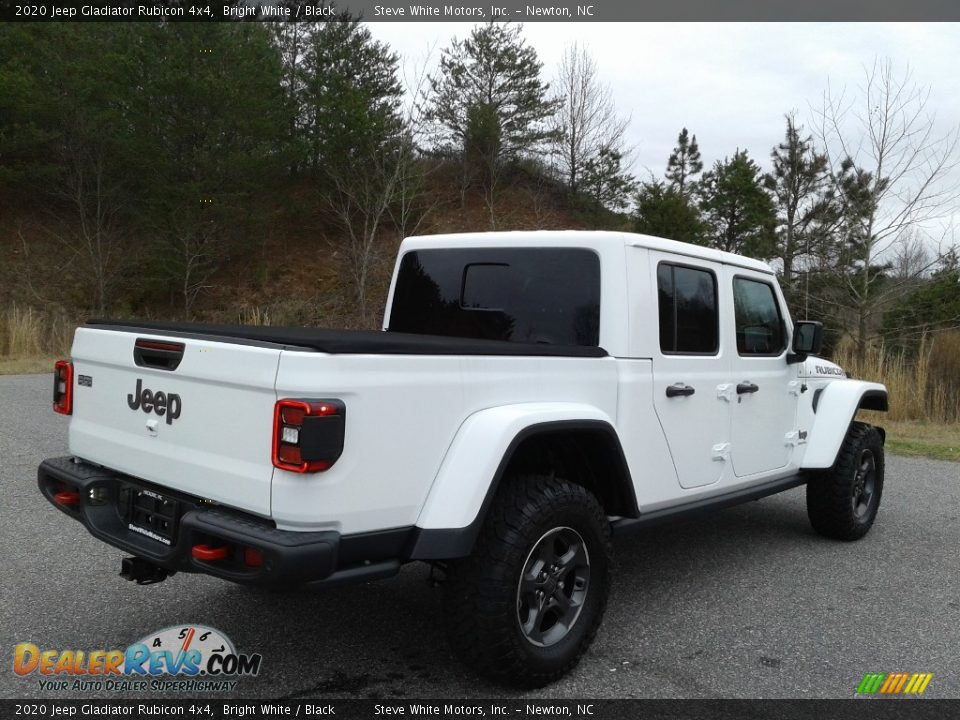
68, 327, 282, 517
725, 269, 798, 477
650, 255, 732, 489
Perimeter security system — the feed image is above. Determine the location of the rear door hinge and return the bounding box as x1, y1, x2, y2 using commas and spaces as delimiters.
712, 442, 731, 461
716, 384, 734, 403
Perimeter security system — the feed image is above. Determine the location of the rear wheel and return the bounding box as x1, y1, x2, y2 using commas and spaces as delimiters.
807, 421, 885, 541
443, 475, 610, 687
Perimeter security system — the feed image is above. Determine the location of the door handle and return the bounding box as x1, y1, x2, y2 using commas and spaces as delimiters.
737, 382, 759, 395
666, 383, 696, 398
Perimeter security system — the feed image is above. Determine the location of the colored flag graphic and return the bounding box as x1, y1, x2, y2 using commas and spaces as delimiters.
857, 672, 933, 695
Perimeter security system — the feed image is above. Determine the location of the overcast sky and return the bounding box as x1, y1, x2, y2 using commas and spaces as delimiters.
369, 22, 960, 241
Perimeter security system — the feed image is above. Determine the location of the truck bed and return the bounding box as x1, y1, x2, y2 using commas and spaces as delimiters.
86, 320, 608, 357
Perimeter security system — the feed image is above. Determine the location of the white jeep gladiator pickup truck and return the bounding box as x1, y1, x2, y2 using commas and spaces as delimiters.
40, 231, 888, 686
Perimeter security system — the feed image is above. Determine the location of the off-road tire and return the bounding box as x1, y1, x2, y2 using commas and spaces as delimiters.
807, 421, 885, 541
443, 475, 611, 687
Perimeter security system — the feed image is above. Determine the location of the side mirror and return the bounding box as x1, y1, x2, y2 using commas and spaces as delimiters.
789, 321, 824, 362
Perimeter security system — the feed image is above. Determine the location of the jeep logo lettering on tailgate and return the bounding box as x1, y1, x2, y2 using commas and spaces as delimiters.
127, 378, 181, 425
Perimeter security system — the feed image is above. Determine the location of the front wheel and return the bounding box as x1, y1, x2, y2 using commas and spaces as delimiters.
442, 475, 611, 687
807, 421, 885, 541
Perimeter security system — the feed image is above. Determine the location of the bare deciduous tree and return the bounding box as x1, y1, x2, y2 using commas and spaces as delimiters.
813, 58, 960, 359
550, 42, 630, 195
890, 230, 932, 281
325, 147, 406, 324
324, 57, 437, 325
166, 216, 223, 320
391, 52, 441, 242
46, 141, 128, 316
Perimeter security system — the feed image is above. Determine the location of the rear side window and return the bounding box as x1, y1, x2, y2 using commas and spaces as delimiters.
389, 248, 601, 346
657, 263, 718, 354
733, 277, 785, 355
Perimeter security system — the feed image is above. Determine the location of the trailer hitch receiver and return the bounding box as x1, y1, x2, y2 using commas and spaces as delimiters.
120, 556, 174, 585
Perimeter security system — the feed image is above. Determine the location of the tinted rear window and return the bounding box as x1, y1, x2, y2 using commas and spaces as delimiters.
657, 262, 718, 354
388, 248, 601, 346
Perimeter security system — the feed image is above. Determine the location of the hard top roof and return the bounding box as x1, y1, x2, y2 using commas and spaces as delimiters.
401, 230, 774, 274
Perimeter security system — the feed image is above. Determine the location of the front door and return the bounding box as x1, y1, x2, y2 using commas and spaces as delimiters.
651, 255, 732, 489
725, 269, 798, 477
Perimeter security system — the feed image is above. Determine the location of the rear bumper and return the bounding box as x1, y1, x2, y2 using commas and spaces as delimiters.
38, 456, 405, 587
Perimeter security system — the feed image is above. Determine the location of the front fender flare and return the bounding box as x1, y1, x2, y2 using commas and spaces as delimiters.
801, 381, 888, 469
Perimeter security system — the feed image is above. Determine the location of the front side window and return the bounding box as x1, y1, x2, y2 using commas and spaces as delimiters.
389, 248, 601, 346
733, 277, 785, 355
657, 263, 718, 354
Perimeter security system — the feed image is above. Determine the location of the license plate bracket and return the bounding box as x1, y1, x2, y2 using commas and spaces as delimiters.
121, 485, 180, 546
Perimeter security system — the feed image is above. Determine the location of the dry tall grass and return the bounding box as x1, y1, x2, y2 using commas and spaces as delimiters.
833, 332, 960, 423
236, 305, 272, 327
0, 304, 74, 360
3, 303, 960, 425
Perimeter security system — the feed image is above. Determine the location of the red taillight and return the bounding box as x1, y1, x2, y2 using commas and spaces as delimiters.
53, 360, 73, 415
272, 399, 344, 473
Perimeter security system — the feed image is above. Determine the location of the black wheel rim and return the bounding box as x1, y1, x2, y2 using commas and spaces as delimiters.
852, 449, 877, 519
516, 526, 591, 647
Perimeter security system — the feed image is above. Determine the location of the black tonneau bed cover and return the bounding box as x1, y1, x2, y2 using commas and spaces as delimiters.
86, 320, 608, 358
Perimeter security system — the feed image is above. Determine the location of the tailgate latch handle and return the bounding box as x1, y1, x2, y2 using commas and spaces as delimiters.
134, 339, 185, 371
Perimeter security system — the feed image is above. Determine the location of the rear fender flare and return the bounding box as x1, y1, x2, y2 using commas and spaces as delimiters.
408, 403, 633, 559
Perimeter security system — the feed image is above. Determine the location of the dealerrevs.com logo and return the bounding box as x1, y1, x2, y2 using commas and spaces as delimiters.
13, 625, 262, 693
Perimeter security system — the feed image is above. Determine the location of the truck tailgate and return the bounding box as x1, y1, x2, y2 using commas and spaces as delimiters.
67, 327, 281, 518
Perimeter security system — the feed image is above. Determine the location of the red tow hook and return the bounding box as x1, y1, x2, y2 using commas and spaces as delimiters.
54, 490, 81, 507
191, 544, 231, 562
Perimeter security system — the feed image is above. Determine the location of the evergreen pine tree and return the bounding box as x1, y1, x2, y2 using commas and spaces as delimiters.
299, 20, 403, 179
699, 150, 776, 257
634, 181, 704, 244
580, 146, 635, 211
427, 23, 558, 166
764, 115, 831, 292
665, 128, 703, 194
